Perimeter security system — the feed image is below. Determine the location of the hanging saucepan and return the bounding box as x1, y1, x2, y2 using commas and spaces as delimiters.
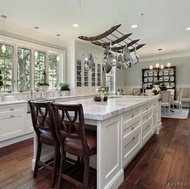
102, 58, 112, 74
123, 59, 132, 68
84, 53, 94, 71
130, 51, 140, 65
107, 51, 117, 67
123, 46, 130, 61
117, 54, 125, 70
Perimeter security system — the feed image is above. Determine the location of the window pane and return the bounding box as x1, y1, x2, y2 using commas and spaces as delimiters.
0, 45, 14, 92
34, 51, 46, 91
17, 48, 31, 91
48, 54, 57, 89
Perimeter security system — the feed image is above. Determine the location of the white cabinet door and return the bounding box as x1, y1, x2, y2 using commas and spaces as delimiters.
26, 113, 34, 133
0, 104, 25, 141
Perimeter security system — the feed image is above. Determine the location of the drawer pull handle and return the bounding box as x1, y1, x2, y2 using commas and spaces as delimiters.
131, 126, 135, 130
10, 115, 14, 118
132, 136, 135, 140
131, 114, 134, 118
10, 109, 14, 111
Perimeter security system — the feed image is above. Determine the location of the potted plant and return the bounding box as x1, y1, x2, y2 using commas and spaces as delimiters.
59, 82, 70, 96
153, 80, 162, 87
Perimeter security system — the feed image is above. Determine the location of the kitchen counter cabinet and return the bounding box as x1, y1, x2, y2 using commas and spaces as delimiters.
0, 103, 26, 141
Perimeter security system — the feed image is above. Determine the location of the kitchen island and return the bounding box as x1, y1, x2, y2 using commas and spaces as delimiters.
32, 95, 161, 189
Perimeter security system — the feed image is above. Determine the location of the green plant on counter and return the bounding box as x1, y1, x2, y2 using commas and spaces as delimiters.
59, 83, 70, 91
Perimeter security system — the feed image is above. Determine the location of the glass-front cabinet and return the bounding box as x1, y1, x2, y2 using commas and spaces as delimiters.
75, 49, 102, 94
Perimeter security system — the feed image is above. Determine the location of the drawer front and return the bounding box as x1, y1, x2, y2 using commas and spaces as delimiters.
142, 108, 152, 123
123, 127, 141, 166
142, 118, 152, 138
0, 104, 25, 115
123, 114, 141, 137
123, 107, 141, 123
142, 102, 152, 112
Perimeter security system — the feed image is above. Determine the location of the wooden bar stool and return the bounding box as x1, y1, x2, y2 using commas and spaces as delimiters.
29, 101, 60, 187
52, 103, 97, 189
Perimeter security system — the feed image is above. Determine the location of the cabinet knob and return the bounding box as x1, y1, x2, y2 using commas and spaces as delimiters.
10, 109, 14, 111
131, 114, 134, 118
131, 126, 135, 130
10, 115, 14, 118
132, 136, 135, 140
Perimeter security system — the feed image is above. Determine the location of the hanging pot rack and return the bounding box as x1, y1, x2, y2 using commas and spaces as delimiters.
78, 24, 146, 52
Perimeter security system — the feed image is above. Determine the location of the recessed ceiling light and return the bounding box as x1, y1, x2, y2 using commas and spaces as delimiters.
186, 27, 190, 31
73, 24, 79, 27
131, 25, 137, 28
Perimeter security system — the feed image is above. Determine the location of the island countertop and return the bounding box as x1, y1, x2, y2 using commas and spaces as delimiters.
54, 95, 160, 121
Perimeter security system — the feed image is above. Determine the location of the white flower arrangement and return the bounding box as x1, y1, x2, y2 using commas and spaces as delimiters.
151, 87, 160, 95
96, 85, 109, 93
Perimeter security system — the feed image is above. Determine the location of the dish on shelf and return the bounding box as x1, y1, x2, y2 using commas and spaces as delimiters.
159, 71, 163, 76
144, 72, 148, 77
153, 71, 157, 76
164, 76, 169, 81
144, 83, 147, 88
164, 82, 169, 87
164, 70, 169, 75
159, 77, 163, 82
144, 78, 147, 82
170, 82, 175, 88
154, 77, 158, 82
170, 76, 174, 81
169, 70, 174, 75
148, 72, 153, 76
148, 77, 153, 82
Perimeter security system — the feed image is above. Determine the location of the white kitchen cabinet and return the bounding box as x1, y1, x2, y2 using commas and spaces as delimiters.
122, 107, 141, 167
0, 104, 26, 141
26, 113, 34, 133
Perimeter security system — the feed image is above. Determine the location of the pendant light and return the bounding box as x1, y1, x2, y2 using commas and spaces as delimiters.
1, 15, 7, 54
34, 26, 39, 59
56, 34, 60, 61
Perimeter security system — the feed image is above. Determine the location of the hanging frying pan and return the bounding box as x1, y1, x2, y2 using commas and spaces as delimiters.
84, 53, 94, 71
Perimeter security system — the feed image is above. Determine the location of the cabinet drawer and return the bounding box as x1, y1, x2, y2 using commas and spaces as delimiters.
0, 104, 25, 115
142, 108, 152, 123
123, 127, 141, 166
123, 107, 140, 123
123, 115, 141, 137
142, 102, 152, 112
142, 118, 152, 137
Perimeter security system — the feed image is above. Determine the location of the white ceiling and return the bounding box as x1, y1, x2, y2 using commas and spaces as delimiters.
0, 0, 190, 58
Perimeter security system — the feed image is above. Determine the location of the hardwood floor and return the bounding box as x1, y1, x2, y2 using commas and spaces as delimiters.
1, 114, 190, 189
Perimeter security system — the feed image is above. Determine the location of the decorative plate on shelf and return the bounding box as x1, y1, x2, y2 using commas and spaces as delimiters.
164, 70, 169, 75
154, 77, 158, 82
164, 82, 169, 87
144, 78, 147, 82
164, 76, 169, 81
144, 72, 148, 77
148, 77, 153, 82
159, 77, 163, 82
159, 71, 163, 76
148, 72, 153, 77
170, 76, 174, 81
153, 71, 157, 76
169, 70, 174, 75
170, 82, 175, 88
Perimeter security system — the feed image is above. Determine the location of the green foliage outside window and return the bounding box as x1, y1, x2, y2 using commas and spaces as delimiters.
17, 48, 31, 91
0, 45, 13, 92
48, 54, 57, 89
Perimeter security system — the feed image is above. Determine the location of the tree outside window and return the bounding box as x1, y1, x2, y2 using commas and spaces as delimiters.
0, 44, 14, 92
48, 53, 57, 89
17, 48, 31, 91
34, 51, 46, 91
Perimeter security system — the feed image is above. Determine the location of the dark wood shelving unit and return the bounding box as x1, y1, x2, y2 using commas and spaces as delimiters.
142, 66, 176, 97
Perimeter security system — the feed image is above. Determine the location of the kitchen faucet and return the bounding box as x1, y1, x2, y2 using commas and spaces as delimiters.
122, 82, 127, 95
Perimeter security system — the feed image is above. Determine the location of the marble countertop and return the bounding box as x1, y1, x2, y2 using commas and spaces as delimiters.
54, 95, 159, 121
